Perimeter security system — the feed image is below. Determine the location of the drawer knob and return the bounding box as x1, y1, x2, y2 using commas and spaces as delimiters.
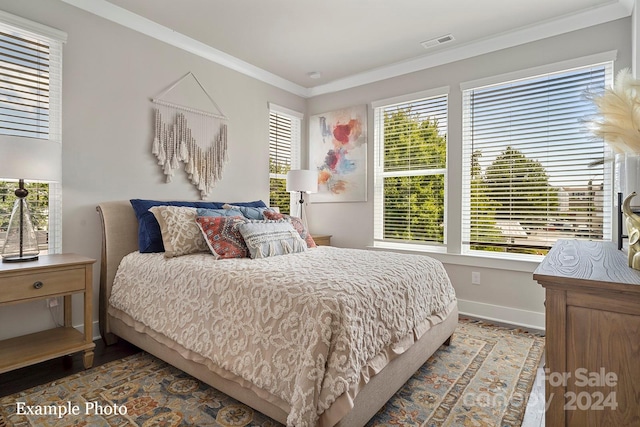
33, 281, 44, 289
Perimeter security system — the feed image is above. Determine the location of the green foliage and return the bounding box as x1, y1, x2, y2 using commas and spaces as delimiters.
471, 147, 558, 255
0, 181, 49, 232
269, 159, 290, 215
469, 151, 503, 251
483, 146, 558, 222
384, 175, 444, 242
382, 108, 559, 255
0, 181, 50, 250
269, 178, 290, 215
383, 108, 446, 243
384, 109, 446, 171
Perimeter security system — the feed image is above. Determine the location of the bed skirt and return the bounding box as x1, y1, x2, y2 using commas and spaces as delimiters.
108, 300, 458, 427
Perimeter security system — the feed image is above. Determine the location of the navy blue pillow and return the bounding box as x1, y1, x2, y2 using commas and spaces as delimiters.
130, 199, 268, 253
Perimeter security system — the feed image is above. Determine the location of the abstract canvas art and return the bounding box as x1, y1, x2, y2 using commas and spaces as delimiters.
308, 105, 367, 203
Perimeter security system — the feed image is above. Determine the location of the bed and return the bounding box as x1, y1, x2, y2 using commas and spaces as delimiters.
97, 200, 458, 427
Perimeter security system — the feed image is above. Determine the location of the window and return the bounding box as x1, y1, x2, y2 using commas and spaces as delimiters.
373, 88, 448, 247
268, 104, 302, 215
0, 12, 65, 254
461, 61, 613, 257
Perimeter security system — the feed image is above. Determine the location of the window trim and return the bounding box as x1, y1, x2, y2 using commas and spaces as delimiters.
372, 86, 450, 249
459, 51, 617, 92
0, 10, 67, 42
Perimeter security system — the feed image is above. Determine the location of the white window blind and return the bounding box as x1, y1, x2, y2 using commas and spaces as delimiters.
0, 13, 65, 254
461, 62, 613, 256
0, 28, 50, 138
373, 90, 448, 246
268, 104, 301, 215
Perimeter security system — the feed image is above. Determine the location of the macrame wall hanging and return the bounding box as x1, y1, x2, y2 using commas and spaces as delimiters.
151, 72, 228, 199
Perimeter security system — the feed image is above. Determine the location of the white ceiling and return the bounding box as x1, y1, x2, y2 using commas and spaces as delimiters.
64, 0, 634, 96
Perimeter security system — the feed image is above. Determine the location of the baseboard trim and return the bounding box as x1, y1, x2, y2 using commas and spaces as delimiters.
457, 299, 545, 331
74, 320, 102, 341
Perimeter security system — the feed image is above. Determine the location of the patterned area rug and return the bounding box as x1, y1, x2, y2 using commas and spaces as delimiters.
0, 319, 544, 427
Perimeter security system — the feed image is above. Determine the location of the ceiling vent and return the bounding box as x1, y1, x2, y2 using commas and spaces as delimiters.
421, 34, 455, 49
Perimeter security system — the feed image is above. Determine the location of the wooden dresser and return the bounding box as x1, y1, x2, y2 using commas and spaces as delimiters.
533, 239, 640, 426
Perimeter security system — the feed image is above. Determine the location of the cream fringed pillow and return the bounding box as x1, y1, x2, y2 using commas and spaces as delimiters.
148, 206, 208, 257
237, 220, 307, 259
263, 210, 316, 248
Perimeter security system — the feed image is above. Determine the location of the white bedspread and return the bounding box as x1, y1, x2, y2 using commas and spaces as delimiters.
109, 246, 456, 426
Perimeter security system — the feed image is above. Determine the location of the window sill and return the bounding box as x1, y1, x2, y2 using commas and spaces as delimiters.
369, 242, 542, 273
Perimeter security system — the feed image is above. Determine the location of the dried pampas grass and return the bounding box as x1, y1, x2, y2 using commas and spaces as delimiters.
590, 68, 640, 153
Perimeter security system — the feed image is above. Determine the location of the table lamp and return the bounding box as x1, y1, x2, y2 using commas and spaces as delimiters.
0, 135, 61, 262
286, 169, 318, 230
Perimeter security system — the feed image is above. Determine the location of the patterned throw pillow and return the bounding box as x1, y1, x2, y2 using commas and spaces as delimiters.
237, 220, 307, 259
222, 204, 275, 220
148, 206, 209, 258
197, 207, 244, 217
196, 216, 248, 259
262, 210, 317, 248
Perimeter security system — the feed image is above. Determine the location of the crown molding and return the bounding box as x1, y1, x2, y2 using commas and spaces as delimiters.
620, 0, 635, 13
308, 0, 633, 97
0, 9, 67, 42
62, 0, 632, 99
58, 0, 309, 97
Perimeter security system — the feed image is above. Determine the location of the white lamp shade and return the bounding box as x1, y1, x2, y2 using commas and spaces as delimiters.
286, 169, 318, 193
0, 135, 62, 182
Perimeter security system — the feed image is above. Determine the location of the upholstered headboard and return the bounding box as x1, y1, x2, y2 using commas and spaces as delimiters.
96, 201, 139, 344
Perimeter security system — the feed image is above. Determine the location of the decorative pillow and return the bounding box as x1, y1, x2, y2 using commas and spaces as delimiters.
222, 204, 275, 220
148, 206, 208, 258
227, 200, 268, 208
197, 207, 244, 217
196, 216, 249, 259
131, 199, 268, 253
237, 220, 307, 259
262, 210, 317, 248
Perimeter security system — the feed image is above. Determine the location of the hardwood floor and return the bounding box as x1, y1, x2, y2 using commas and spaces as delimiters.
523, 365, 546, 427
0, 321, 546, 426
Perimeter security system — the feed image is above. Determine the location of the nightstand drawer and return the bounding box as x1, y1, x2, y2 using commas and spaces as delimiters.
312, 234, 332, 246
0, 268, 85, 303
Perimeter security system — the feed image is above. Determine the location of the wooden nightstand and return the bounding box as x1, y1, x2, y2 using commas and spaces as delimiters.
0, 254, 96, 374
312, 234, 332, 246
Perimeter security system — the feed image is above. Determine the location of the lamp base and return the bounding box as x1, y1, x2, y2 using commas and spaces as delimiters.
2, 254, 39, 263
297, 193, 309, 231
0, 180, 40, 262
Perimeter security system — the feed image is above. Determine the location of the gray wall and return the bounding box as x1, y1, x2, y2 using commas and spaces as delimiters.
0, 0, 305, 340
0, 1, 632, 339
